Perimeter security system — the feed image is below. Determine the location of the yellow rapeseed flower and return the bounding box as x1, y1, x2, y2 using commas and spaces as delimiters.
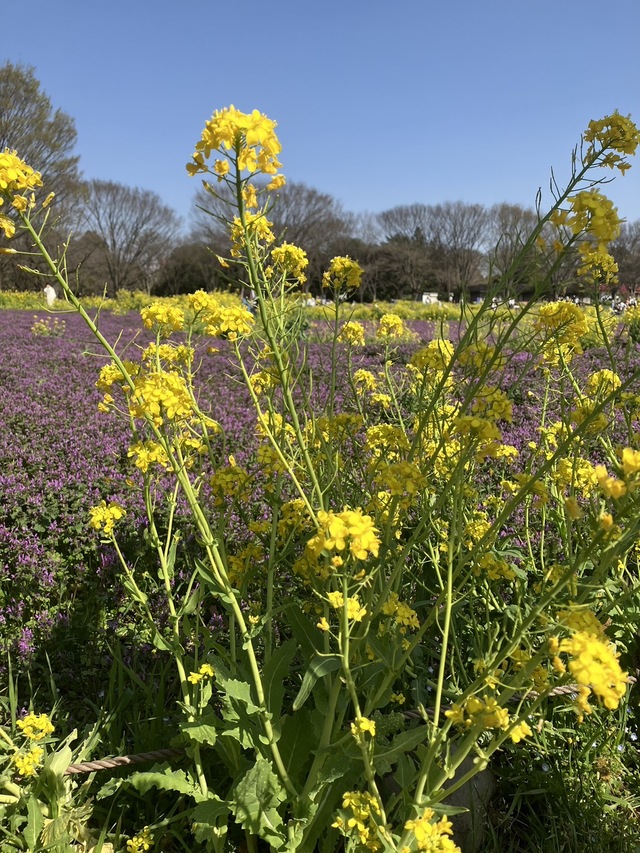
558, 630, 628, 711
322, 256, 363, 293
17, 713, 54, 741
89, 501, 126, 536
12, 746, 44, 777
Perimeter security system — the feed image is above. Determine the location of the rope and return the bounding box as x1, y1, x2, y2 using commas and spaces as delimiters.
65, 748, 185, 775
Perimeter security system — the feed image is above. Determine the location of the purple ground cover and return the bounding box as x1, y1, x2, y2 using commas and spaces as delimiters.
1, 308, 638, 688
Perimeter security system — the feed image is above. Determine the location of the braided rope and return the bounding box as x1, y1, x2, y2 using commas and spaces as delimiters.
65, 748, 185, 775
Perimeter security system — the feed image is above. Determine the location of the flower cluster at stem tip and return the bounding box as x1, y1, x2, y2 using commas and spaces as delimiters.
186, 105, 284, 188
89, 500, 127, 536
17, 712, 54, 740
0, 148, 44, 238
126, 826, 153, 853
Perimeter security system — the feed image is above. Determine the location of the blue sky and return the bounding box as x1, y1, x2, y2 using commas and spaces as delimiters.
8, 0, 640, 233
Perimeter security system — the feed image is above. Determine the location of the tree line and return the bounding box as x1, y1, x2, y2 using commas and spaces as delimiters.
2, 62, 639, 301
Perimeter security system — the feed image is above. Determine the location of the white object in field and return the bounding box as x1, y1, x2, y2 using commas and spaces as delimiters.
43, 284, 57, 307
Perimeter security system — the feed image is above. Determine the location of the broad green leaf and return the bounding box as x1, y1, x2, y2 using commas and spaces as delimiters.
127, 765, 199, 797
373, 724, 429, 776
394, 751, 418, 792
292, 654, 342, 711
191, 796, 230, 847
218, 677, 264, 716
182, 711, 218, 746
230, 757, 287, 847
277, 710, 318, 784
262, 638, 297, 723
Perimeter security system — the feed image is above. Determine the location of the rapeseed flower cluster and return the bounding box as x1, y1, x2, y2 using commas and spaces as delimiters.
142, 342, 194, 367
550, 631, 628, 717
446, 695, 509, 732
308, 508, 380, 562
126, 826, 153, 853
89, 500, 127, 536
583, 111, 640, 173
402, 807, 461, 852
374, 461, 426, 509
0, 149, 43, 238
332, 790, 383, 851
534, 302, 590, 344
471, 386, 513, 423
17, 713, 54, 740
187, 662, 215, 684
187, 105, 283, 180
127, 440, 170, 473
268, 242, 308, 283
11, 746, 44, 777
338, 321, 366, 346
377, 313, 405, 340
230, 212, 275, 256
410, 339, 455, 379
141, 303, 185, 333
381, 591, 420, 633
327, 591, 368, 622
322, 255, 363, 293
473, 552, 516, 582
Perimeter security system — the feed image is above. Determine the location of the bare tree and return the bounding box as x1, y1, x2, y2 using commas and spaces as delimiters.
190, 180, 355, 291
426, 201, 490, 298
486, 203, 538, 274
79, 180, 181, 295
0, 63, 82, 215
376, 204, 431, 242
611, 219, 640, 294
0, 63, 84, 289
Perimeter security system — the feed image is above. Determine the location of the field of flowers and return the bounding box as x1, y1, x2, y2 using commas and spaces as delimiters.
2, 108, 640, 853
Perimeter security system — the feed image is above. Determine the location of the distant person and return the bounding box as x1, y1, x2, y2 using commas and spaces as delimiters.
43, 284, 56, 308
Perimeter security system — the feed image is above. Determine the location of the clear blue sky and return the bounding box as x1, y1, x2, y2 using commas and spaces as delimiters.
8, 0, 640, 232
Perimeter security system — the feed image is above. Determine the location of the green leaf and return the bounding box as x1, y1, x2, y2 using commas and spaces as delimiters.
219, 677, 264, 717
164, 534, 179, 580
182, 711, 218, 746
394, 752, 418, 792
191, 796, 230, 846
45, 743, 73, 779
215, 675, 263, 748
24, 794, 44, 850
284, 603, 324, 658
277, 711, 318, 784
230, 757, 287, 847
126, 765, 199, 798
262, 638, 297, 723
372, 724, 429, 776
292, 654, 342, 711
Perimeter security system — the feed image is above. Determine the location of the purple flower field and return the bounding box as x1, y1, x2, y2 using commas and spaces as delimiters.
1, 308, 638, 694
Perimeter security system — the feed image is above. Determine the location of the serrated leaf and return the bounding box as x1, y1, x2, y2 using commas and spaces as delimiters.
292, 654, 342, 711
219, 677, 264, 716
183, 711, 218, 745
127, 765, 198, 797
262, 638, 297, 723
373, 724, 429, 775
230, 757, 287, 846
191, 796, 230, 845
